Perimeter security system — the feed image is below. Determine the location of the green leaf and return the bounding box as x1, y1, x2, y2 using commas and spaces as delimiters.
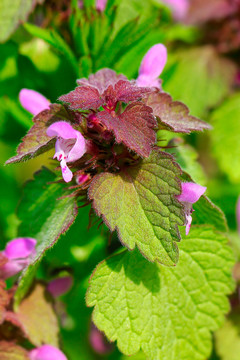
89, 150, 184, 266
16, 283, 59, 346
0, 341, 29, 360
215, 309, 240, 360
87, 226, 235, 360
211, 93, 240, 183
23, 23, 79, 75
166, 139, 206, 185
14, 167, 78, 306
162, 46, 237, 118
0, 0, 43, 43
193, 195, 228, 233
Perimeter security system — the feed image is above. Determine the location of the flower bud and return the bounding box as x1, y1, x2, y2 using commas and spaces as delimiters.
0, 238, 37, 279
137, 44, 167, 88
47, 276, 73, 298
29, 345, 67, 360
19, 89, 50, 116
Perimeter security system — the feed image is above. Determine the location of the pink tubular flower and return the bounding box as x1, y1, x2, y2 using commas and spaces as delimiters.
0, 238, 37, 279
136, 44, 167, 88
46, 121, 87, 183
19, 89, 50, 116
96, 0, 107, 11
47, 276, 73, 298
29, 345, 67, 360
176, 182, 206, 235
159, 0, 189, 21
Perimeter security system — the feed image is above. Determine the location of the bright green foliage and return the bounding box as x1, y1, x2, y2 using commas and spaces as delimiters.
23, 23, 79, 75
215, 310, 240, 360
0, 0, 43, 43
16, 283, 59, 346
89, 150, 184, 266
0, 342, 29, 360
193, 195, 228, 232
14, 167, 78, 305
211, 93, 240, 183
162, 46, 236, 117
87, 227, 235, 360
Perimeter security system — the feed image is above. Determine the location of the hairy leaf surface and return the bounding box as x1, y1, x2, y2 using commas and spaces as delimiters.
89, 150, 184, 265
16, 283, 59, 346
87, 227, 235, 360
95, 103, 156, 157
15, 167, 78, 305
146, 92, 211, 133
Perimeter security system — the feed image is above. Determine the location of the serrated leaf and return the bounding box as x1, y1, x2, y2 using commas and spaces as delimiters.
0, 0, 43, 43
16, 282, 59, 347
162, 46, 236, 118
211, 93, 240, 183
0, 341, 29, 360
89, 150, 184, 265
6, 104, 69, 164
14, 167, 78, 306
87, 226, 235, 360
23, 23, 79, 75
95, 103, 156, 157
146, 92, 211, 133
215, 309, 240, 360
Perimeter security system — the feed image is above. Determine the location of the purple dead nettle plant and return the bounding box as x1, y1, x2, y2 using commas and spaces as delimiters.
12, 43, 211, 259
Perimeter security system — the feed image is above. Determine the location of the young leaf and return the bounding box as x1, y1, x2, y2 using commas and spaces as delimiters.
6, 104, 69, 164
23, 23, 79, 75
0, 341, 29, 360
16, 283, 59, 347
14, 167, 78, 306
211, 93, 240, 183
146, 92, 211, 133
89, 150, 184, 265
87, 226, 235, 360
0, 279, 9, 324
95, 102, 156, 157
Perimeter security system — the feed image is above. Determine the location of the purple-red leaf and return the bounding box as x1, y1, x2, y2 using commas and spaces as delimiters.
77, 68, 127, 93
6, 104, 71, 164
59, 86, 103, 110
146, 92, 211, 133
96, 102, 157, 157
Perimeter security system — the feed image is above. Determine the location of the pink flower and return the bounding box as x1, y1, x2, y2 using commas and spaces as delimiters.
176, 182, 206, 235
47, 276, 73, 298
96, 0, 107, 11
0, 238, 37, 279
19, 89, 50, 116
46, 121, 87, 183
89, 323, 112, 354
29, 345, 67, 360
136, 44, 167, 88
159, 0, 189, 21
